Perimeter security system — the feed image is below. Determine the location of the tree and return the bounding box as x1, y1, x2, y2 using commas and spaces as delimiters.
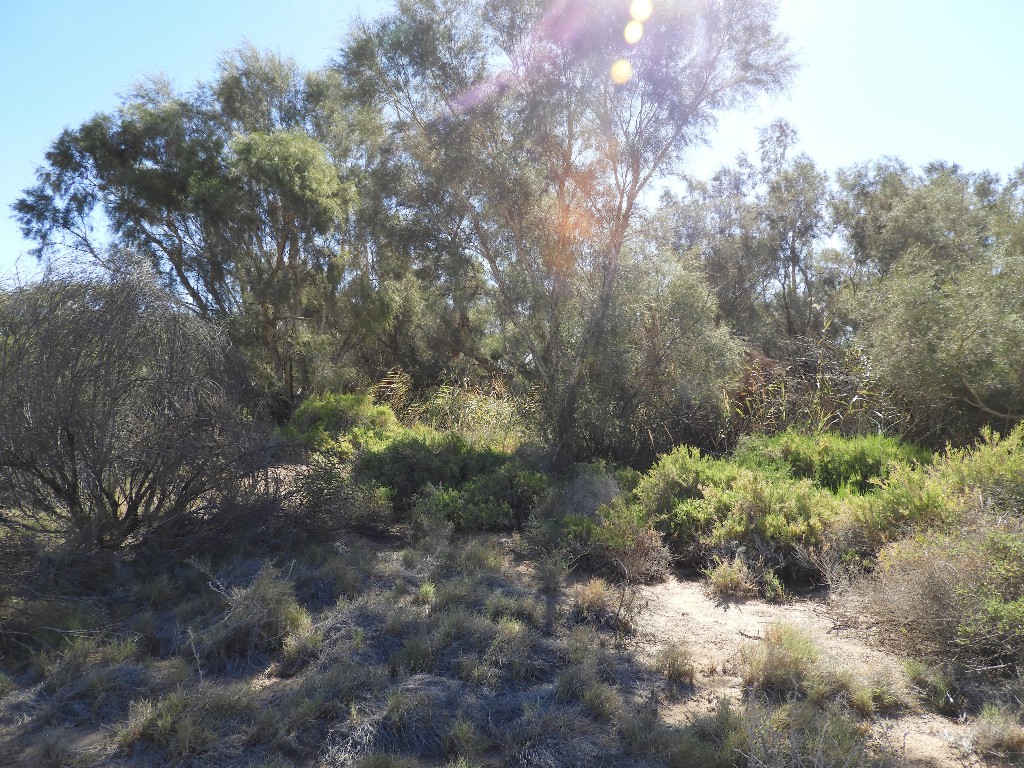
13, 46, 375, 407
342, 0, 794, 464
843, 164, 1024, 440
664, 120, 832, 354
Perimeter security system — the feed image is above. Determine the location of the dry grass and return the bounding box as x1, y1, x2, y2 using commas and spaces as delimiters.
198, 564, 312, 664
704, 554, 758, 598
973, 705, 1024, 757
651, 642, 696, 686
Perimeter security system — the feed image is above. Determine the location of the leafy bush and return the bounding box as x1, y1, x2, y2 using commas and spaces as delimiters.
431, 462, 550, 531
560, 501, 670, 582
734, 429, 931, 492
286, 392, 399, 456
354, 428, 508, 512
633, 446, 741, 519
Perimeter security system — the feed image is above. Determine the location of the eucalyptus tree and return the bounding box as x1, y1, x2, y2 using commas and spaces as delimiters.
343, 0, 794, 463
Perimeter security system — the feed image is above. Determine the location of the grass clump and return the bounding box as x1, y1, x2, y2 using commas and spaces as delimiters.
651, 642, 696, 686
198, 564, 312, 664
973, 704, 1024, 757
704, 555, 757, 599
740, 623, 905, 717
740, 622, 821, 698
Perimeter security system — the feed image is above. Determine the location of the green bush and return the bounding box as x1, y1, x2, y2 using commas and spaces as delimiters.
286, 393, 399, 455
419, 463, 550, 531
355, 428, 508, 512
633, 446, 741, 519
734, 429, 931, 493
561, 502, 670, 582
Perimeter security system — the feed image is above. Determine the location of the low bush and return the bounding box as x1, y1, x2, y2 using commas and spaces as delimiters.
629, 443, 835, 580
354, 428, 508, 513
285, 392, 400, 456
414, 462, 550, 531
847, 519, 1024, 667
563, 502, 671, 582
704, 555, 757, 599
734, 429, 931, 492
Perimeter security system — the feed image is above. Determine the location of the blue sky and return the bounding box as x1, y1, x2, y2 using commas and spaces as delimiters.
2, 0, 1023, 279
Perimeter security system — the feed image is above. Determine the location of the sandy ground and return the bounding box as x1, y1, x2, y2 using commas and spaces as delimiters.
635, 575, 980, 768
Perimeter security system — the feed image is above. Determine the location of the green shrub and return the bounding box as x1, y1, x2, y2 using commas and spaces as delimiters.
287, 392, 399, 455
851, 462, 960, 546
561, 502, 670, 582
631, 445, 833, 578
936, 424, 1024, 510
707, 472, 834, 560
633, 446, 740, 519
355, 428, 507, 512
734, 429, 931, 492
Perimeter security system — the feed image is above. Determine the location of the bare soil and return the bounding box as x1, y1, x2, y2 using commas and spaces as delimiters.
635, 575, 981, 768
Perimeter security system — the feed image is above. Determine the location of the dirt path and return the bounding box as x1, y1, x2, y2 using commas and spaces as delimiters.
636, 575, 979, 768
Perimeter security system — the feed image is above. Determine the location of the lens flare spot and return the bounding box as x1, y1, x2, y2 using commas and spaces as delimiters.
624, 20, 643, 45
630, 0, 653, 22
610, 58, 633, 85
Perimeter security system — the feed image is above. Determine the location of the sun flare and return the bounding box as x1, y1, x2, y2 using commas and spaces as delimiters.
624, 20, 644, 45
610, 58, 633, 84
630, 0, 653, 22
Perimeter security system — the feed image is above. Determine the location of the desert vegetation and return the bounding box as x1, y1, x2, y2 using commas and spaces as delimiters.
3, 0, 1024, 766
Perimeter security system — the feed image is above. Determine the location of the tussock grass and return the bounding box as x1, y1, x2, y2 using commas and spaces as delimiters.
198, 564, 312, 665
740, 623, 905, 716
651, 642, 696, 686
973, 704, 1024, 757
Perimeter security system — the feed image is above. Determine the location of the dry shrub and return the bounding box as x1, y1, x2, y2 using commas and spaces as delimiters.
570, 577, 644, 633
843, 515, 1024, 667
498, 702, 609, 768
652, 642, 696, 686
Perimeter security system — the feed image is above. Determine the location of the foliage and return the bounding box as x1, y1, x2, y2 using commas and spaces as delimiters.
286, 392, 400, 455
416, 462, 550, 532
354, 427, 509, 513
850, 521, 1024, 668
734, 429, 931, 492
344, 0, 793, 466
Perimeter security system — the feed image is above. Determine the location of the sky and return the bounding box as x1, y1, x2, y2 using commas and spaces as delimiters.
2, 0, 1023, 280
